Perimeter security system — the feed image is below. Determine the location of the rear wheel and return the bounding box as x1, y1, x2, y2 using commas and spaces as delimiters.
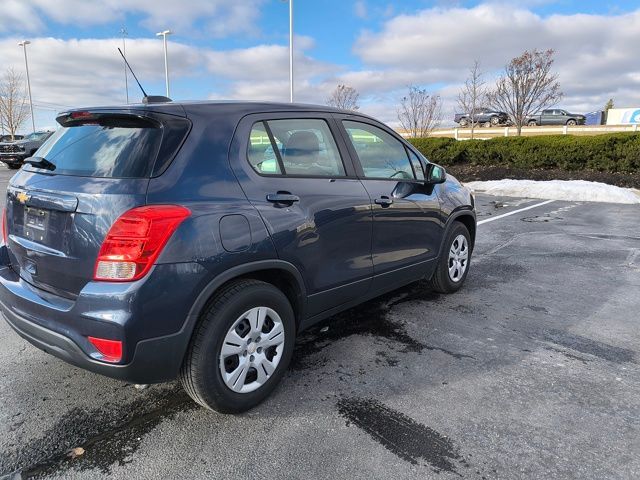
527, 120, 537, 127
490, 116, 500, 126
429, 222, 471, 293
459, 118, 469, 127
7, 164, 20, 170
180, 279, 295, 413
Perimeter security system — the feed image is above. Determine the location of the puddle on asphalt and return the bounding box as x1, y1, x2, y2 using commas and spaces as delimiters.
1, 385, 195, 479
291, 281, 473, 371
337, 397, 468, 474
542, 329, 636, 364
521, 215, 563, 223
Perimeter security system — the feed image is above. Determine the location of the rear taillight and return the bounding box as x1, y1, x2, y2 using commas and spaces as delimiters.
88, 336, 123, 363
1, 207, 7, 245
94, 205, 190, 282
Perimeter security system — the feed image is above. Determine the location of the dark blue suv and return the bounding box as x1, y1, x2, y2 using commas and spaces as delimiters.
0, 101, 475, 412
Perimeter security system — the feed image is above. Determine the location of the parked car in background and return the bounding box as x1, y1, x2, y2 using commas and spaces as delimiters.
0, 101, 476, 413
0, 134, 24, 142
454, 108, 509, 127
525, 109, 586, 126
0, 131, 54, 169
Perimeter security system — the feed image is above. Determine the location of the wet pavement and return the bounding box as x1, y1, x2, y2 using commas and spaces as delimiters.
1, 166, 639, 479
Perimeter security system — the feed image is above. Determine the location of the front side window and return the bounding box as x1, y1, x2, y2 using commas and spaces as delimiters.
343, 121, 415, 180
407, 149, 425, 180
247, 118, 345, 177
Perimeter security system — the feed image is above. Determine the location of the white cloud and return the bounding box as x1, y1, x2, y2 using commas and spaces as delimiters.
2, 3, 640, 132
0, 0, 266, 37
353, 4, 640, 113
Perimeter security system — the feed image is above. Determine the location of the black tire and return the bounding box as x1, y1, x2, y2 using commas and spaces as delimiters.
458, 118, 469, 127
180, 279, 296, 413
7, 164, 20, 170
490, 116, 500, 125
566, 119, 577, 126
429, 222, 471, 294
527, 120, 537, 127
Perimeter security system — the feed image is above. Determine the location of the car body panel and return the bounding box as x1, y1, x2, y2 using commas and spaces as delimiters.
0, 131, 54, 167
454, 108, 509, 125
526, 109, 586, 126
0, 101, 476, 384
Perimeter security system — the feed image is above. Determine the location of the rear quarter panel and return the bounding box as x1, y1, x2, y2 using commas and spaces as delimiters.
145, 105, 279, 332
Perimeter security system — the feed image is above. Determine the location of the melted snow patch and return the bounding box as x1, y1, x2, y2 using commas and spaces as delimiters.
466, 179, 640, 204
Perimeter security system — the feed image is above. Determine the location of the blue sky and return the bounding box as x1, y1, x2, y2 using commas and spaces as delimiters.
1, 0, 639, 130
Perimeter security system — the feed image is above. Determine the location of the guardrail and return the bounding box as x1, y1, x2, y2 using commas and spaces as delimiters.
398, 124, 639, 140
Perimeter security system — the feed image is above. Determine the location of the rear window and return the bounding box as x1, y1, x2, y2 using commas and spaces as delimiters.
28, 114, 189, 178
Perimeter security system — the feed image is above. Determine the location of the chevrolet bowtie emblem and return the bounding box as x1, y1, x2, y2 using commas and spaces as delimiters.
16, 192, 30, 204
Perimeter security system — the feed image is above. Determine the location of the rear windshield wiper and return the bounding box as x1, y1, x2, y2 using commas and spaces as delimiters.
24, 156, 56, 171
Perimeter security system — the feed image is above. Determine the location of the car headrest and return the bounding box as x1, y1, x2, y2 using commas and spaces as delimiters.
284, 131, 319, 158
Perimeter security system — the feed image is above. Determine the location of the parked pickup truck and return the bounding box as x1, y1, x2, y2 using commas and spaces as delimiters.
0, 131, 54, 169
454, 108, 509, 127
525, 109, 586, 127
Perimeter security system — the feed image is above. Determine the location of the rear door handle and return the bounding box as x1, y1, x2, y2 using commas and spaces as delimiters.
266, 192, 300, 205
374, 196, 393, 207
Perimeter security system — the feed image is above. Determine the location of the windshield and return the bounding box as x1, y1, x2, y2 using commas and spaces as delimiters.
30, 120, 163, 178
23, 132, 51, 142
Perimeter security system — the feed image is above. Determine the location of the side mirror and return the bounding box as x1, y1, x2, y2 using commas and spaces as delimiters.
425, 164, 446, 185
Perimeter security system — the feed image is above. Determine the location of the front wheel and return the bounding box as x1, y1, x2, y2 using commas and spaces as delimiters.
180, 279, 296, 413
566, 119, 577, 126
527, 120, 537, 127
429, 222, 471, 293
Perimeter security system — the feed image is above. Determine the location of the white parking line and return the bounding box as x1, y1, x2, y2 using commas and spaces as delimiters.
477, 200, 555, 225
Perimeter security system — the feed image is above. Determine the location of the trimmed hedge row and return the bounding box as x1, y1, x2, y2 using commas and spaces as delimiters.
408, 133, 640, 173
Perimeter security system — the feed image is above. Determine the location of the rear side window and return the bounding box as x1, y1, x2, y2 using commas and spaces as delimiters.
343, 121, 415, 180
247, 119, 345, 177
30, 114, 189, 178
248, 122, 282, 175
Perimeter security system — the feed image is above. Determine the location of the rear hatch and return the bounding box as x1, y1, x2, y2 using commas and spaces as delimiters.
4, 109, 190, 298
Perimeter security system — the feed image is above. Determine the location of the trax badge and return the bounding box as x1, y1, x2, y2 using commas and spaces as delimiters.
16, 192, 30, 204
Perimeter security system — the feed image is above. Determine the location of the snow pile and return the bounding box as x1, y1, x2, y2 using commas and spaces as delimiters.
465, 179, 640, 204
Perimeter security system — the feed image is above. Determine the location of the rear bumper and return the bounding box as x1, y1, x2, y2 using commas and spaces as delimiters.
1, 301, 186, 384
0, 248, 199, 384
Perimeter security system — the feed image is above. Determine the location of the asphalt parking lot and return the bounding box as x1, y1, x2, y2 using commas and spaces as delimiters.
0, 165, 638, 480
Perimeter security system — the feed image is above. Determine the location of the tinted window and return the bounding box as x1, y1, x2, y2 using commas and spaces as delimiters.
407, 149, 425, 180
24, 131, 52, 142
343, 121, 414, 180
32, 119, 163, 178
248, 122, 282, 175
266, 119, 345, 177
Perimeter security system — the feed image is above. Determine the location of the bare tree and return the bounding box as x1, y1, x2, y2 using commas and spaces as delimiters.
397, 85, 442, 138
457, 60, 487, 139
0, 68, 31, 140
488, 49, 562, 136
327, 84, 360, 111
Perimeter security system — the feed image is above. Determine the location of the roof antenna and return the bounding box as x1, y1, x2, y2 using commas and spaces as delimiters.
117, 48, 171, 104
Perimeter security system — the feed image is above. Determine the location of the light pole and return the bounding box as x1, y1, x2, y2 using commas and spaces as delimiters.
156, 30, 172, 98
18, 40, 35, 133
288, 0, 294, 103
120, 26, 129, 103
